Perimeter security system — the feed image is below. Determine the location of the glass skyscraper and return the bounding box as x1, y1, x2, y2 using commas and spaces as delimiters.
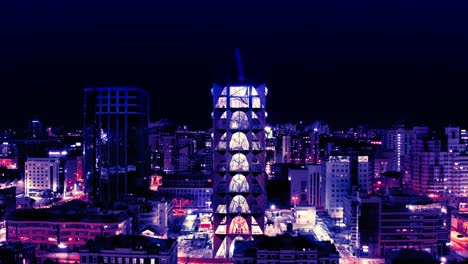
83, 87, 149, 203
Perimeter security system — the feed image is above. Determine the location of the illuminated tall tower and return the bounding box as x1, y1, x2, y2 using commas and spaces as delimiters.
211, 84, 268, 258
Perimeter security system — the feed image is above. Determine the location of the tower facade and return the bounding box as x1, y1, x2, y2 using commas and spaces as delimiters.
212, 84, 268, 258
83, 87, 149, 203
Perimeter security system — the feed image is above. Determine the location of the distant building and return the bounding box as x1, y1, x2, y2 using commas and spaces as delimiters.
0, 242, 36, 264
83, 87, 150, 203
6, 203, 131, 252
385, 249, 438, 264
323, 156, 351, 219
129, 198, 173, 237
79, 235, 178, 264
24, 157, 60, 197
0, 186, 16, 219
344, 190, 449, 258
289, 165, 322, 207
233, 234, 339, 264
157, 173, 212, 209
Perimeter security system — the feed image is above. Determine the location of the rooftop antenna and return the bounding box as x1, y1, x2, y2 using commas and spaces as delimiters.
235, 48, 245, 82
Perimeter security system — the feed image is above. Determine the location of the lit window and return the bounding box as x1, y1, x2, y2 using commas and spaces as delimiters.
229, 132, 249, 150
229, 195, 250, 214
229, 216, 249, 234
230, 111, 249, 130
229, 174, 249, 193
229, 153, 249, 171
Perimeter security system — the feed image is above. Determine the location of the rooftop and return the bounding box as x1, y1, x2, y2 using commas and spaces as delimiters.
234, 234, 338, 257
82, 235, 177, 254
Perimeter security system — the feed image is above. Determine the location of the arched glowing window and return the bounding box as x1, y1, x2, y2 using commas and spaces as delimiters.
229, 153, 249, 171
229, 174, 249, 193
229, 195, 250, 214
230, 111, 249, 130
229, 217, 249, 235
229, 132, 249, 151
217, 133, 227, 150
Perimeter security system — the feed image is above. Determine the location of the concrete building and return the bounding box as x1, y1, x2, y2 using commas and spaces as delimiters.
212, 84, 268, 258
323, 156, 351, 219
79, 235, 178, 264
289, 165, 322, 207
6, 202, 131, 252
25, 157, 60, 197
344, 191, 449, 258
233, 234, 339, 264
158, 173, 213, 209
83, 87, 150, 203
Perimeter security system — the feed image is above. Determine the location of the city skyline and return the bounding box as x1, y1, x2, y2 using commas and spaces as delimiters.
1, 1, 468, 130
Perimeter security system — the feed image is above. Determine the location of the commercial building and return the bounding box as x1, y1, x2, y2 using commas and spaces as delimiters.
233, 234, 339, 264
211, 84, 268, 258
79, 235, 178, 264
25, 157, 60, 197
344, 190, 450, 258
83, 87, 150, 202
6, 203, 131, 252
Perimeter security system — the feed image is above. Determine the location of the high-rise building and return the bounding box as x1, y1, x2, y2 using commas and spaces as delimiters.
211, 84, 268, 258
323, 156, 351, 219
83, 87, 149, 203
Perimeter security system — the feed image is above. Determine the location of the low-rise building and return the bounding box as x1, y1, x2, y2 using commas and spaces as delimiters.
6, 201, 131, 252
79, 235, 178, 264
233, 234, 339, 264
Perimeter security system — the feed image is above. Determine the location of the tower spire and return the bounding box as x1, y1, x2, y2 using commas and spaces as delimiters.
235, 48, 245, 82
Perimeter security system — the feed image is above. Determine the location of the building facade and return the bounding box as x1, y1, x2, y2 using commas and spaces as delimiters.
79, 235, 178, 264
25, 157, 60, 197
233, 234, 339, 264
6, 206, 131, 252
323, 156, 351, 219
83, 87, 150, 202
212, 84, 268, 258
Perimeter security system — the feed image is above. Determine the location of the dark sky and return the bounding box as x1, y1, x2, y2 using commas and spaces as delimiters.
1, 0, 467, 130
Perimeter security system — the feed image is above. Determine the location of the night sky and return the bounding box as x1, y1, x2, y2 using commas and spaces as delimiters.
1, 1, 467, 130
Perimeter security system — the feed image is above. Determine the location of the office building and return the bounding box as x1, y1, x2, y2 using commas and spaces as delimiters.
233, 234, 339, 264
24, 157, 60, 197
79, 235, 178, 264
6, 204, 131, 252
212, 84, 268, 258
83, 87, 150, 202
